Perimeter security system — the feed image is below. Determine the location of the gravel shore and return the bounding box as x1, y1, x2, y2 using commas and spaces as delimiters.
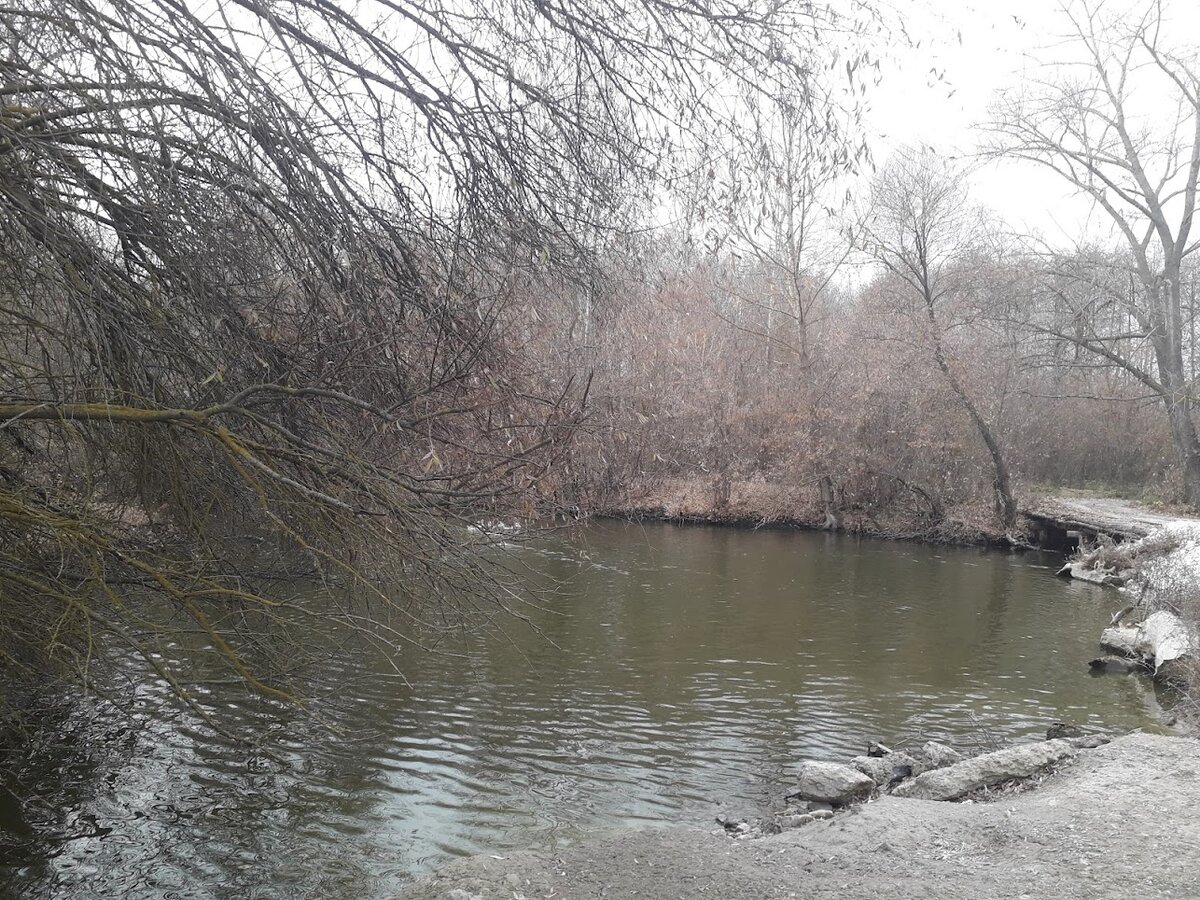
396, 732, 1200, 900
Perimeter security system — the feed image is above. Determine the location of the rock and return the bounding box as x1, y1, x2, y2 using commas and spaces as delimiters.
1088, 656, 1145, 675
866, 741, 892, 757
1070, 734, 1112, 749
809, 809, 834, 820
892, 739, 1076, 801
1066, 562, 1124, 585
918, 741, 964, 770
805, 801, 834, 813
1141, 611, 1196, 671
715, 815, 748, 834
791, 761, 875, 805
1046, 722, 1083, 739
780, 814, 814, 828
1100, 625, 1141, 656
447, 891, 483, 900
850, 752, 920, 785
1101, 611, 1196, 673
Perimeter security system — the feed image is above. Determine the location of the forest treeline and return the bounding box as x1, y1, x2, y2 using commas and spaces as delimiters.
550, 225, 1184, 538
2, 0, 1199, 718
539, 3, 1200, 539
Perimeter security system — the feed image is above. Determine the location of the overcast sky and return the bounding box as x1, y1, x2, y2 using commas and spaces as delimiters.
866, 0, 1200, 246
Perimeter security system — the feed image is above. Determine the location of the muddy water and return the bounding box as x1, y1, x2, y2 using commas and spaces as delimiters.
0, 522, 1164, 898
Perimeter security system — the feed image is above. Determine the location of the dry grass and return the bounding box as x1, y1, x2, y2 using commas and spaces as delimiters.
1074, 529, 1185, 576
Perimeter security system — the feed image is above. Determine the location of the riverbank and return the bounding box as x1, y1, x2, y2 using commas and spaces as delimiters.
1064, 520, 1200, 720
396, 732, 1200, 899
596, 477, 1007, 545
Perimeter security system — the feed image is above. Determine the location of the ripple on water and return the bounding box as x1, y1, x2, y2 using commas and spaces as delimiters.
1, 521, 1168, 900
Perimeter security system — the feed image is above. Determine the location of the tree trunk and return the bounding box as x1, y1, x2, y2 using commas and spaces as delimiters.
925, 304, 1018, 532
1163, 391, 1200, 505
819, 474, 841, 529
946, 369, 1018, 532
1152, 278, 1200, 507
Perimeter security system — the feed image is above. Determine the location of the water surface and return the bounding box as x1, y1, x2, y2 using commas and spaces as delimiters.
1, 521, 1164, 898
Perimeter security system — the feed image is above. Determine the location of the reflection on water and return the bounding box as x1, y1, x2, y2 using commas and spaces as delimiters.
0, 521, 1165, 898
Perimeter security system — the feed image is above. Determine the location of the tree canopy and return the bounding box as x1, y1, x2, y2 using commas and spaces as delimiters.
0, 0, 881, 728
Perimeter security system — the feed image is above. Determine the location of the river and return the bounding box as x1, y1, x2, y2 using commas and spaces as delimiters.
0, 521, 1167, 898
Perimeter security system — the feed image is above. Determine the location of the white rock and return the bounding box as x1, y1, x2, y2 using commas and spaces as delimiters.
893, 740, 1076, 801
1101, 611, 1195, 673
850, 752, 919, 784
919, 741, 964, 770
792, 761, 875, 805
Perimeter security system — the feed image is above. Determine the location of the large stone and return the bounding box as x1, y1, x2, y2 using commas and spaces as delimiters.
791, 761, 875, 805
1141, 611, 1196, 671
892, 739, 1076, 801
850, 752, 920, 785
918, 741, 964, 770
1101, 611, 1195, 673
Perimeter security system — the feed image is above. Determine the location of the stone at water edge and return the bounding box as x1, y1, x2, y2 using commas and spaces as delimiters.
1088, 656, 1145, 675
918, 741, 965, 770
851, 752, 920, 785
1101, 610, 1196, 673
1141, 610, 1196, 671
892, 739, 1077, 801
1100, 624, 1141, 657
791, 761, 875, 805
1066, 562, 1124, 585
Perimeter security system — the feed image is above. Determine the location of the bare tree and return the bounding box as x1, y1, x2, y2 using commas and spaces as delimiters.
861, 148, 1018, 531
705, 98, 855, 371
0, 0, 881, 726
987, 0, 1200, 504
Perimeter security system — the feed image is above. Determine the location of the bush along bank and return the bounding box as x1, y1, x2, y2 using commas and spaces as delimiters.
596, 477, 1010, 547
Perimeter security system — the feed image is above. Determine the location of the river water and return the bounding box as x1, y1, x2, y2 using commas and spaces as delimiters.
0, 521, 1166, 898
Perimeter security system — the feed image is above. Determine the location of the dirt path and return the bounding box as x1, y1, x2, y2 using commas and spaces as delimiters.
1027, 496, 1199, 539
396, 733, 1200, 900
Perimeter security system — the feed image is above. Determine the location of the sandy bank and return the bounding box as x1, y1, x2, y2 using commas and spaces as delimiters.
396, 732, 1200, 900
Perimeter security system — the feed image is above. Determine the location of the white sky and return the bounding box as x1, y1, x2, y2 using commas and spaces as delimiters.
864, 0, 1200, 246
